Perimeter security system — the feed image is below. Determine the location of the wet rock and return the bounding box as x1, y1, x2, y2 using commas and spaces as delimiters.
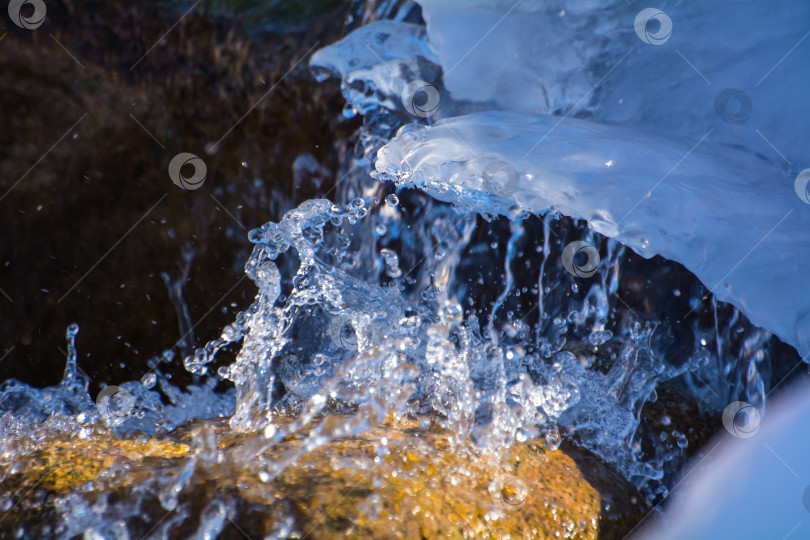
0, 417, 646, 538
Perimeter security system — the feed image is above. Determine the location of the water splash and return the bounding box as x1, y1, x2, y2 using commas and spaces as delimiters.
0, 0, 788, 535
176, 175, 767, 500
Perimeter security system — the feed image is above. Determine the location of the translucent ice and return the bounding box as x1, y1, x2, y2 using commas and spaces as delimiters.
376, 112, 810, 354
369, 0, 810, 354
310, 19, 440, 117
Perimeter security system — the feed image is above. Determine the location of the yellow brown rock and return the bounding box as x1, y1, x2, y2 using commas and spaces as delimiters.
0, 417, 645, 538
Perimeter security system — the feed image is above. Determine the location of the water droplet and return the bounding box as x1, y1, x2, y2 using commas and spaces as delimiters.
545, 425, 562, 450
441, 301, 463, 324
342, 104, 358, 118
385, 194, 399, 207
380, 248, 402, 278
141, 373, 157, 388
588, 329, 613, 346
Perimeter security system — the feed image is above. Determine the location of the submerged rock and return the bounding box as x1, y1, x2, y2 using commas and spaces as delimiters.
0, 416, 646, 538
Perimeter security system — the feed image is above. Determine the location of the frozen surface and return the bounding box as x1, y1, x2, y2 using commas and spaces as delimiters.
376, 112, 810, 355
310, 20, 440, 117
645, 381, 810, 540
363, 0, 810, 354
418, 0, 810, 165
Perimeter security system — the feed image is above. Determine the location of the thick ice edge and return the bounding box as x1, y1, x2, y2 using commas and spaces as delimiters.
328, 0, 810, 355
375, 111, 810, 355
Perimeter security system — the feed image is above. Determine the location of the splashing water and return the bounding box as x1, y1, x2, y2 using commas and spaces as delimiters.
0, 0, 794, 536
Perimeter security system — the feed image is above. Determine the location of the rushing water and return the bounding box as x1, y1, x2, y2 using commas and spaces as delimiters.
0, 137, 771, 536
2, 0, 803, 537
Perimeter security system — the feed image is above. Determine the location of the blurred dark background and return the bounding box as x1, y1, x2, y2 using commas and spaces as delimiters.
0, 0, 370, 392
